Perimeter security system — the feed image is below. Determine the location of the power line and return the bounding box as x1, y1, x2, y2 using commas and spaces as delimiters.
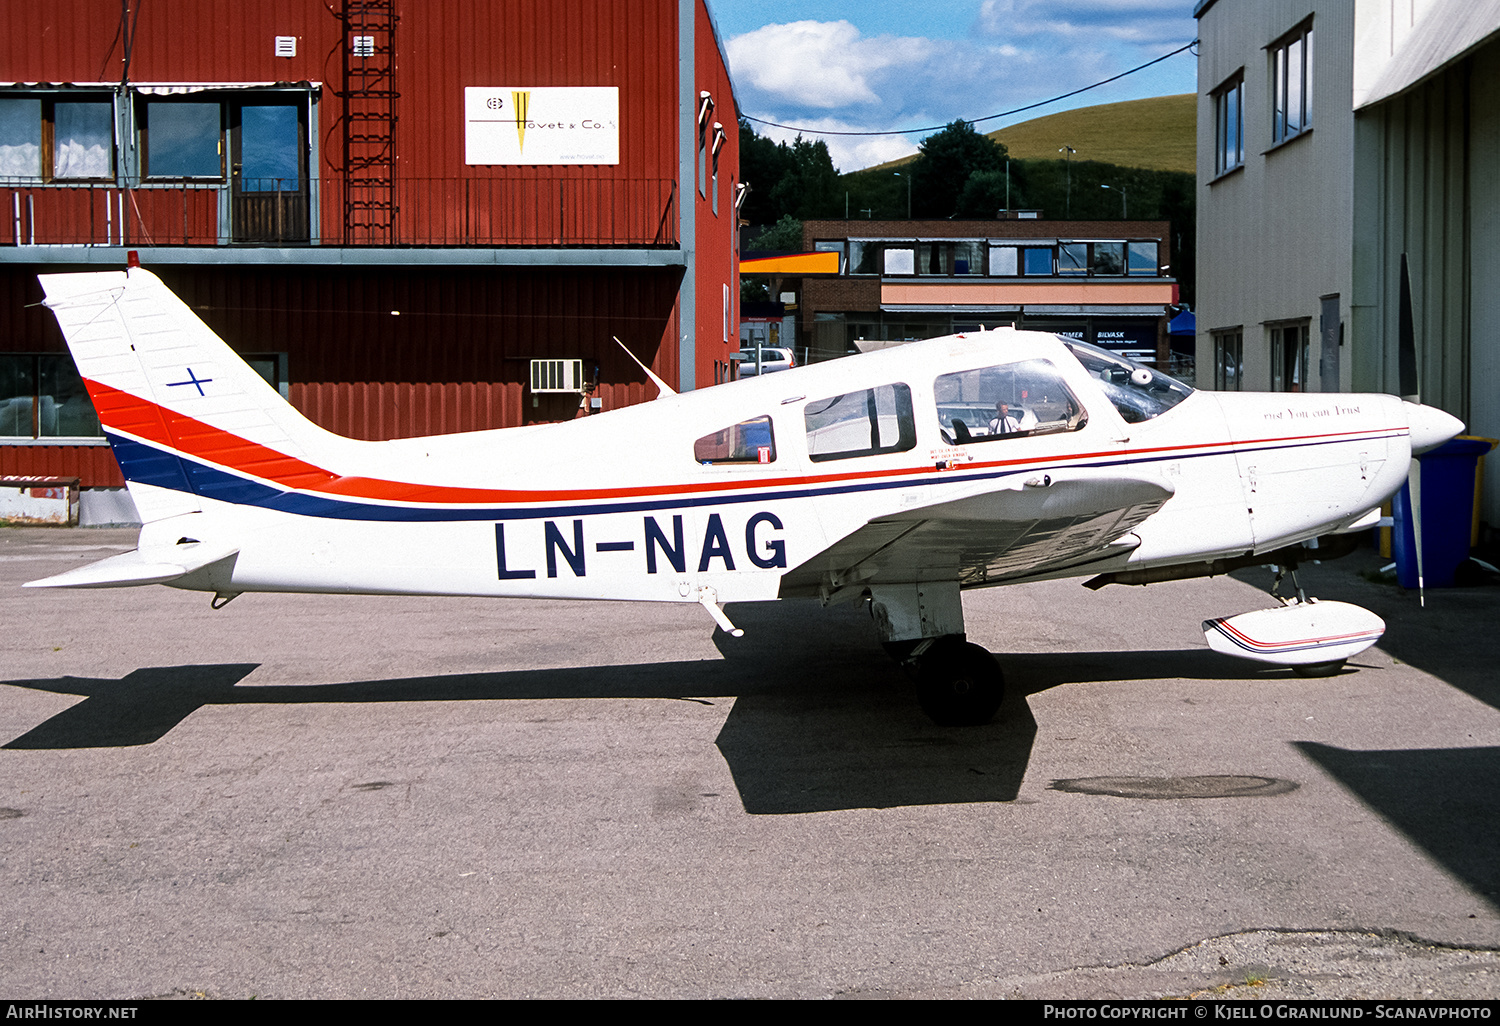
741, 40, 1197, 138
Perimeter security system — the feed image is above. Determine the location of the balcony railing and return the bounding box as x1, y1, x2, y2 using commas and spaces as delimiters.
2, 176, 679, 249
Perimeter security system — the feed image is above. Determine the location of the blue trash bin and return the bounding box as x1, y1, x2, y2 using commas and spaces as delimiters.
1392, 436, 1496, 588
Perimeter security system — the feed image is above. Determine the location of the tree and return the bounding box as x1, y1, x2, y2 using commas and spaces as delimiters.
749, 214, 804, 252
769, 136, 841, 220
737, 120, 843, 228
738, 118, 794, 227
910, 121, 1008, 218
956, 166, 1028, 218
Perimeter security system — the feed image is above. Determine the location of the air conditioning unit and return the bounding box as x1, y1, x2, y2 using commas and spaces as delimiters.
530, 358, 585, 393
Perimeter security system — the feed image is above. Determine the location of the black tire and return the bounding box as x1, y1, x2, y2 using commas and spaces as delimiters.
915, 638, 1005, 726
1293, 659, 1346, 678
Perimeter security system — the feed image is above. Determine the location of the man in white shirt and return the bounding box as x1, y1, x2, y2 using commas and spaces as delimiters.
988, 401, 1020, 436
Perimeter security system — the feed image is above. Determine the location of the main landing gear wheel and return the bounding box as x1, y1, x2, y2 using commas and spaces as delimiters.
914, 637, 1005, 727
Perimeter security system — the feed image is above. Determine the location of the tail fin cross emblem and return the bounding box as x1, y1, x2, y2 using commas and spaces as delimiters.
165, 368, 213, 396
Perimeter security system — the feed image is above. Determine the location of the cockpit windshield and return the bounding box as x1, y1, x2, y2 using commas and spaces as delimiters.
1062, 339, 1193, 424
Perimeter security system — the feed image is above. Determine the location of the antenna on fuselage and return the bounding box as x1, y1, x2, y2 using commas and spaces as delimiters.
613, 336, 676, 398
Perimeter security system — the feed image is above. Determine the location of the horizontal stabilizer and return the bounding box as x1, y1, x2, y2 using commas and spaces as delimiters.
24, 543, 238, 590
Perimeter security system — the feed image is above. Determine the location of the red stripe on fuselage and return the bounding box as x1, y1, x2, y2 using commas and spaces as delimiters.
85, 379, 1409, 508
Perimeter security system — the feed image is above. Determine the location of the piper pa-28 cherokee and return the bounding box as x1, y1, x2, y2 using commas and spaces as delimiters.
28, 264, 1463, 725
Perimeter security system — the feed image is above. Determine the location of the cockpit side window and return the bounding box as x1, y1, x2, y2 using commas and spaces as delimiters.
804, 382, 916, 462
694, 415, 776, 464
934, 360, 1086, 445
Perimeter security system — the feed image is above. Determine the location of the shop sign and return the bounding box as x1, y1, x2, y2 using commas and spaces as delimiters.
464, 87, 619, 165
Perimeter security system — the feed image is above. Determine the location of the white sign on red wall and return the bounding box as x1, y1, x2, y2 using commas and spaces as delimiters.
464, 87, 619, 165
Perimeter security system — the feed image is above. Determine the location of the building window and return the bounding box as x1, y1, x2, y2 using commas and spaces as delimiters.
1059, 242, 1088, 276
990, 244, 1057, 276
814, 240, 847, 273
1127, 241, 1159, 275
141, 101, 224, 179
0, 95, 115, 182
0, 354, 103, 439
1271, 22, 1313, 146
883, 246, 915, 275
988, 244, 1018, 276
849, 240, 879, 275
1271, 322, 1309, 391
1091, 241, 1126, 276
1213, 72, 1244, 175
1212, 330, 1243, 391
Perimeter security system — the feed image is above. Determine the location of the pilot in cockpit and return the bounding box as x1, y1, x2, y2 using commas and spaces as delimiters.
988, 401, 1021, 436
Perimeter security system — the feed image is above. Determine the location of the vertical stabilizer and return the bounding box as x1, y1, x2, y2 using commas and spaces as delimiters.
39, 267, 346, 522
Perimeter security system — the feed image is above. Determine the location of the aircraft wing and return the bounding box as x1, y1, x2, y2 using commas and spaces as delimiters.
779, 468, 1174, 598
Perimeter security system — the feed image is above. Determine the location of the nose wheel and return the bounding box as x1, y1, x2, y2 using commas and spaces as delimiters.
909, 636, 1006, 726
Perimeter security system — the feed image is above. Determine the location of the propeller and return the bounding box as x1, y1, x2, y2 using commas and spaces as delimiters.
1398, 254, 1426, 606
1393, 255, 1464, 606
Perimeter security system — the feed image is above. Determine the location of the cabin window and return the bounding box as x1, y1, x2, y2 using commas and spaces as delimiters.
0, 354, 103, 439
804, 383, 916, 462
694, 416, 776, 464
934, 360, 1085, 445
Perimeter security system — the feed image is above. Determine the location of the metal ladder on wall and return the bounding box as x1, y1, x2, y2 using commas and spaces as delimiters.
338, 0, 399, 244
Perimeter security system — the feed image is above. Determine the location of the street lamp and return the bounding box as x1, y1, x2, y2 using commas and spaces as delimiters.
1058, 146, 1076, 217
1101, 183, 1127, 218
893, 171, 911, 219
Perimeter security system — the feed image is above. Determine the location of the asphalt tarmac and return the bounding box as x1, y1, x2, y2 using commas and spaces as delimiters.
3, 526, 1499, 999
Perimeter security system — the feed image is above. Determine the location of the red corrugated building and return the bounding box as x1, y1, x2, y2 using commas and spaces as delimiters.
0, 0, 741, 521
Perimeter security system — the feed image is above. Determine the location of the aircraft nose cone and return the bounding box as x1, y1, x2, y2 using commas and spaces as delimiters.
1404, 401, 1465, 454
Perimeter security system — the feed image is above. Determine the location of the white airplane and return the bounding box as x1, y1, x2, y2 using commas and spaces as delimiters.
27, 264, 1463, 725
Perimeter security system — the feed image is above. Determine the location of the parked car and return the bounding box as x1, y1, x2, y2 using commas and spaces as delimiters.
735, 346, 796, 376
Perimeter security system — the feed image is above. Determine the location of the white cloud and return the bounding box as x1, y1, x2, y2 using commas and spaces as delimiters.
729, 6, 1199, 171
726, 20, 934, 108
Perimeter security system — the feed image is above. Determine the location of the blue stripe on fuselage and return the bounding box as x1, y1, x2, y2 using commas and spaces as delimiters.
104, 430, 1400, 524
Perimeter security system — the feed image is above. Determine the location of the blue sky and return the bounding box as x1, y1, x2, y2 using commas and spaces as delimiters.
710, 0, 1198, 171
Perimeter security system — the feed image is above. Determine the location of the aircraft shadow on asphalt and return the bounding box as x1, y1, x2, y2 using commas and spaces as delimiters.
1296, 741, 1500, 910
1, 610, 1293, 816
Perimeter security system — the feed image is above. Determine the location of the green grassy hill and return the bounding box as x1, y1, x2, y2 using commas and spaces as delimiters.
864, 94, 1196, 175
